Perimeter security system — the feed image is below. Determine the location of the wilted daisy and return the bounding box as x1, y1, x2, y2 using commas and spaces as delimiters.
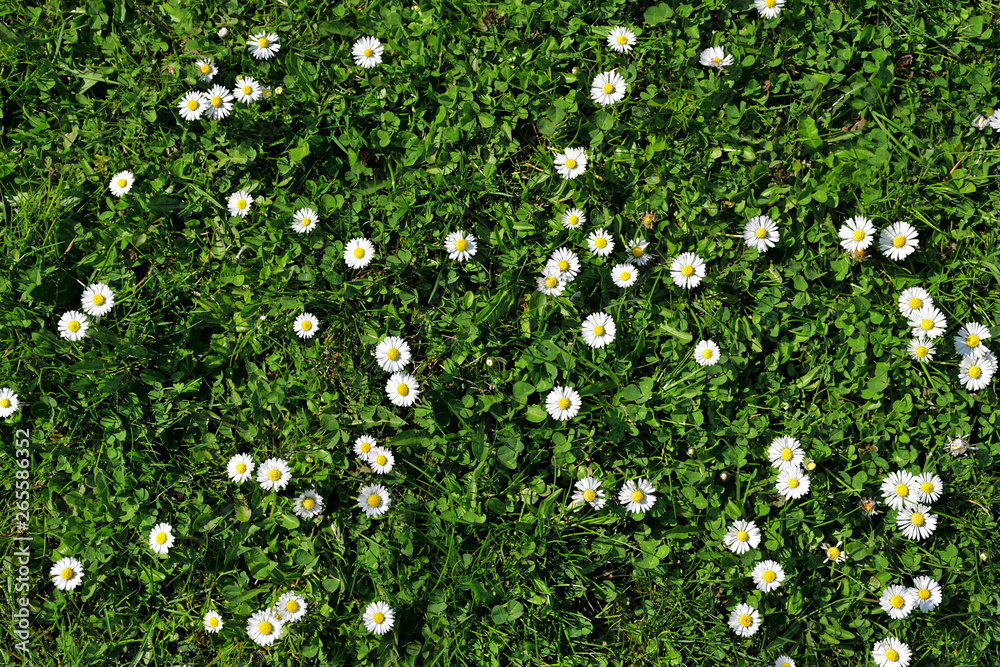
277, 592, 308, 622
293, 490, 325, 519
293, 312, 319, 339
881, 470, 918, 510
954, 322, 990, 357
625, 238, 652, 266
257, 458, 292, 492
872, 637, 911, 667
821, 541, 846, 563
344, 237, 375, 269
618, 478, 656, 513
195, 59, 217, 82
81, 283, 115, 317
227, 190, 253, 218
358, 484, 391, 518
908, 338, 935, 362
699, 46, 733, 69
693, 340, 721, 367
802, 456, 817, 472
148, 523, 175, 556
910, 576, 942, 612
774, 657, 796, 667
363, 600, 395, 634
723, 519, 760, 554
754, 0, 784, 19
50, 557, 84, 591
177, 90, 208, 121
375, 336, 411, 373
546, 386, 581, 421
590, 70, 627, 106
353, 36, 384, 68
0, 388, 19, 418
204, 84, 234, 120
914, 472, 943, 504
727, 603, 760, 637
354, 435, 377, 461
587, 228, 615, 256
248, 31, 280, 60
368, 446, 395, 474
751, 559, 785, 592
203, 610, 223, 633
611, 262, 637, 288
909, 306, 946, 339
878, 221, 919, 261
743, 215, 779, 252
897, 287, 933, 317
776, 467, 810, 500
386, 372, 420, 407
291, 207, 319, 234
897, 503, 937, 540
581, 312, 616, 348
561, 207, 586, 230
973, 114, 990, 131
944, 434, 976, 457
233, 76, 262, 103
547, 247, 581, 281
572, 477, 607, 510
58, 310, 89, 341
879, 585, 917, 620
767, 436, 803, 469
958, 351, 995, 391
670, 252, 706, 289
109, 170, 134, 198
554, 146, 587, 180
246, 609, 283, 646
838, 216, 875, 253
859, 497, 879, 518
226, 453, 256, 484
537, 266, 568, 296
445, 230, 477, 261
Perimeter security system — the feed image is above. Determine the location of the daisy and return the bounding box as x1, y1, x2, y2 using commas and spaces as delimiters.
386, 372, 420, 407
561, 207, 587, 230
375, 336, 411, 373
618, 478, 656, 513
226, 453, 255, 484
723, 519, 760, 555
50, 557, 84, 591
58, 310, 89, 341
898, 287, 933, 317
0, 388, 19, 418
670, 252, 706, 289
277, 592, 308, 622
699, 46, 733, 69
369, 446, 395, 474
257, 458, 292, 492
554, 147, 587, 180
881, 470, 918, 510
445, 230, 477, 261
802, 457, 817, 472
363, 600, 395, 634
344, 237, 375, 269
353, 36, 384, 68
973, 114, 990, 130
177, 91, 207, 121
754, 0, 784, 19
358, 484, 391, 518
195, 59, 217, 83
989, 110, 1000, 131
776, 466, 810, 500
908, 338, 935, 362
910, 575, 942, 612
148, 523, 175, 556
767, 436, 803, 469
694, 340, 721, 367
203, 610, 223, 633
879, 221, 919, 261
590, 70, 627, 106
751, 559, 785, 593
859, 496, 880, 518
915, 472, 944, 503
293, 312, 319, 339
109, 170, 134, 197
611, 262, 637, 288
727, 603, 760, 637
897, 503, 937, 540
246, 609, 283, 646
546, 386, 581, 421
909, 306, 946, 339
581, 312, 616, 348
872, 637, 912, 667
572, 477, 607, 510
625, 237, 652, 266
879, 585, 917, 620
743, 215, 778, 252
248, 31, 280, 60
537, 266, 568, 296
233, 76, 262, 103
548, 247, 581, 281
204, 84, 234, 120
944, 434, 977, 457
838, 216, 875, 253
227, 190, 253, 218
218, 27, 229, 38
293, 490, 325, 519
80, 283, 115, 317
821, 541, 846, 563
354, 435, 377, 461
607, 26, 636, 53
954, 322, 990, 357
958, 352, 995, 391
774, 657, 796, 667
292, 207, 319, 234
587, 228, 615, 256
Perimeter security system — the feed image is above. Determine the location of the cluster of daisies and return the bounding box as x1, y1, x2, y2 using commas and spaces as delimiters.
570, 476, 656, 513
837, 215, 919, 261
54, 283, 116, 344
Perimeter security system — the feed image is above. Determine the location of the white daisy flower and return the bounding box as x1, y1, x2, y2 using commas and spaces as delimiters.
879, 585, 917, 620
838, 216, 875, 253
386, 372, 420, 407
58, 310, 89, 341
148, 523, 175, 556
248, 31, 280, 60
897, 287, 933, 317
958, 351, 995, 391
293, 312, 319, 339
293, 490, 324, 519
177, 91, 208, 121
872, 637, 911, 667
776, 466, 810, 500
581, 312, 616, 348
881, 470, 918, 510
954, 321, 990, 357
81, 283, 115, 317
277, 592, 308, 622
109, 171, 134, 198
821, 540, 846, 563
754, 0, 784, 18
227, 190, 253, 218
204, 84, 234, 120
354, 435, 377, 461
363, 600, 395, 634
618, 478, 656, 513
625, 237, 652, 266
233, 76, 262, 103
989, 110, 1000, 131
587, 228, 615, 256
226, 453, 256, 484
375, 336, 411, 373
358, 484, 391, 518
944, 434, 976, 457
537, 266, 568, 296
445, 230, 477, 261
203, 610, 223, 633
910, 576, 942, 612
590, 70, 627, 106
751, 559, 785, 592
973, 114, 990, 131
611, 262, 637, 288
700, 46, 734, 69
908, 338, 935, 362
195, 59, 218, 82
292, 207, 319, 234
774, 657, 796, 667
572, 477, 607, 510
743, 215, 778, 252
0, 388, 19, 418
547, 247, 581, 281
368, 446, 395, 474
694, 340, 721, 366
607, 26, 636, 53
353, 36, 384, 68
50, 557, 84, 591
670, 252, 706, 289
897, 503, 937, 540
554, 146, 587, 180
909, 306, 947, 339
723, 519, 760, 555
914, 472, 943, 504
561, 207, 587, 230
545, 386, 581, 421
257, 457, 292, 492
878, 221, 919, 261
767, 436, 803, 468
247, 609, 283, 646
727, 602, 760, 637
344, 237, 375, 269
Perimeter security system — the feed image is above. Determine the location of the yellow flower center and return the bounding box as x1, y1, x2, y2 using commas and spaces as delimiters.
754, 227, 767, 238
565, 158, 576, 169
619, 271, 631, 281
826, 547, 840, 560
852, 229, 865, 241
60, 567, 74, 580
712, 57, 721, 64
211, 96, 222, 107
781, 663, 790, 667
557, 397, 570, 410
242, 85, 252, 95
915, 346, 928, 357
918, 588, 930, 600
890, 595, 904, 608
353, 247, 366, 258
594, 237, 607, 248
258, 37, 270, 48
209, 616, 219, 626
387, 348, 400, 361
616, 35, 628, 44
301, 320, 312, 331
285, 600, 299, 612
681, 265, 694, 277
545, 276, 558, 288
367, 494, 381, 507
593, 325, 605, 336
301, 218, 311, 227
372, 612, 385, 623
187, 99, 199, 110
632, 246, 643, 257
568, 215, 579, 226
762, 570, 776, 583
909, 297, 922, 309
582, 489, 596, 501
376, 455, 387, 466
236, 199, 247, 210
735, 530, 749, 542
363, 48, 374, 58
780, 448, 793, 461
92, 293, 106, 307
921, 482, 934, 494
558, 260, 569, 271
117, 179, 127, 188
893, 235, 906, 248
969, 365, 982, 379
360, 442, 371, 453
911, 512, 925, 526
396, 383, 409, 396
455, 239, 468, 251
738, 614, 752, 627
155, 532, 167, 545
258, 621, 273, 635
236, 463, 246, 474
787, 478, 800, 489
0, 399, 9, 408
602, 83, 614, 94
302, 498, 315, 509
920, 318, 933, 331
967, 334, 980, 347
268, 468, 281, 481
765, 0, 776, 6
885, 649, 899, 662
200, 64, 212, 74
895, 484, 909, 497
630, 490, 644, 503
67, 320, 80, 332
702, 349, 713, 359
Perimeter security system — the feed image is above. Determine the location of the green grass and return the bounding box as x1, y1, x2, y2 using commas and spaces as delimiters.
2, 0, 1000, 665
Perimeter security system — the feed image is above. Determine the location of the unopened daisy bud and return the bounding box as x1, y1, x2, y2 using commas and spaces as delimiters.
687, 448, 695, 456
275, 86, 283, 95
720, 472, 728, 481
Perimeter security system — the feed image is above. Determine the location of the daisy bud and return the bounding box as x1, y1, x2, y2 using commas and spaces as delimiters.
720, 472, 728, 481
